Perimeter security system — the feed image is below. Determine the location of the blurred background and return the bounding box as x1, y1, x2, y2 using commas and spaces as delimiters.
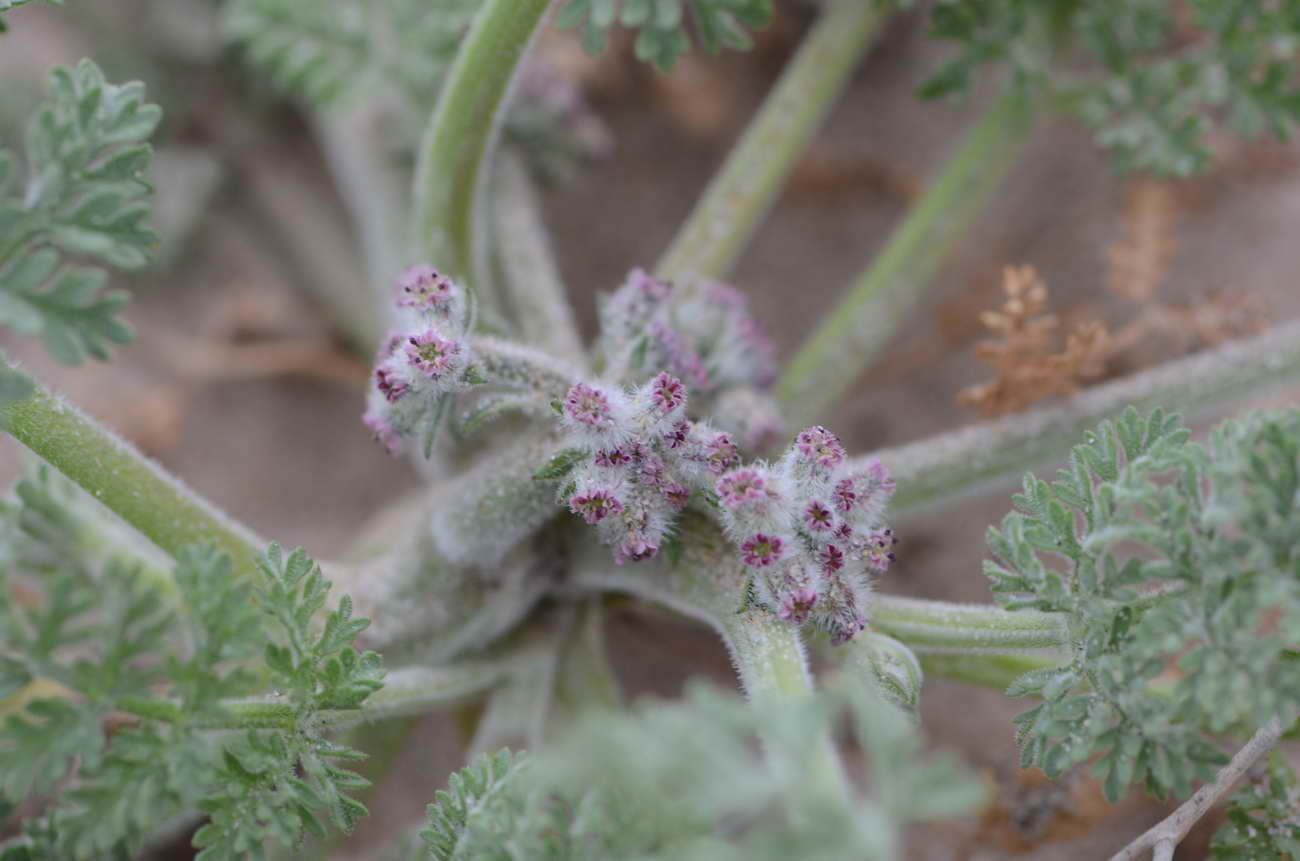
2, 1, 1299, 857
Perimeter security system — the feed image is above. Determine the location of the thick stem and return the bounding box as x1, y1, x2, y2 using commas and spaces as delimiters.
411, 0, 554, 295
859, 317, 1300, 513
655, 0, 887, 282
492, 149, 586, 364
1110, 717, 1292, 861
776, 86, 1034, 426
917, 652, 1063, 691
872, 595, 1067, 652
0, 355, 263, 574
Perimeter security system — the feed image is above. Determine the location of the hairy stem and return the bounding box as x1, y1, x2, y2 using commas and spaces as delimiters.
115, 664, 511, 731
872, 595, 1067, 652
916, 651, 1063, 691
0, 355, 263, 574
492, 149, 586, 364
777, 86, 1034, 426
859, 317, 1300, 513
411, 0, 554, 296
1110, 716, 1292, 861
655, 0, 887, 281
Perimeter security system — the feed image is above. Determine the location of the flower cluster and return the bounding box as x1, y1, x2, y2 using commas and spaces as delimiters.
713, 427, 896, 645
598, 269, 778, 400
362, 265, 478, 454
558, 372, 741, 563
555, 371, 895, 643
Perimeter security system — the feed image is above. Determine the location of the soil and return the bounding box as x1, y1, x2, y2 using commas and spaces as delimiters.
2, 2, 1299, 858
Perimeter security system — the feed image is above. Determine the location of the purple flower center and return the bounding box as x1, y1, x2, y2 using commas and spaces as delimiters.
778, 587, 819, 624
803, 500, 835, 532
706, 433, 740, 474
649, 372, 686, 414
820, 544, 845, 573
569, 490, 623, 525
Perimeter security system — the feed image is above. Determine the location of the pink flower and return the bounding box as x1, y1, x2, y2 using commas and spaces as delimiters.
833, 478, 858, 513
740, 534, 784, 567
568, 490, 624, 525
375, 364, 409, 403
362, 410, 402, 456
778, 587, 819, 625
648, 372, 686, 415
716, 468, 767, 507
819, 543, 844, 573
396, 265, 455, 310
864, 528, 898, 570
564, 382, 614, 428
629, 268, 672, 302
406, 330, 462, 379
706, 433, 740, 474
803, 500, 835, 532
594, 447, 632, 467
830, 616, 867, 646
662, 483, 691, 510
664, 421, 690, 449
616, 538, 659, 564
796, 426, 845, 470
866, 458, 895, 493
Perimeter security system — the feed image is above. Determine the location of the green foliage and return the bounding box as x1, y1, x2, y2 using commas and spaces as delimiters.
223, 0, 481, 111
985, 407, 1300, 802
898, 0, 1300, 175
0, 59, 160, 363
417, 680, 983, 860
1211, 753, 1300, 860
0, 0, 62, 32
555, 0, 773, 71
0, 472, 385, 858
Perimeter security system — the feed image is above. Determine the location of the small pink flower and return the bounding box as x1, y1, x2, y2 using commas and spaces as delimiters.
640, 456, 667, 487
803, 500, 835, 532
716, 468, 767, 507
664, 421, 690, 449
778, 587, 819, 625
396, 265, 455, 310
629, 268, 672, 302
820, 543, 844, 573
594, 447, 632, 467
648, 372, 686, 414
833, 478, 858, 513
830, 616, 868, 646
866, 458, 895, 493
616, 538, 659, 564
796, 426, 845, 469
406, 330, 461, 379
864, 528, 898, 570
740, 534, 784, 567
362, 410, 402, 456
662, 483, 691, 510
564, 382, 614, 428
834, 523, 854, 542
375, 364, 409, 403
568, 490, 624, 525
706, 433, 740, 474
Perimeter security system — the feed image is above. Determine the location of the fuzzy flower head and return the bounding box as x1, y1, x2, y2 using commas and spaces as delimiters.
716, 468, 768, 508
375, 363, 410, 403
803, 500, 836, 533
568, 489, 624, 525
396, 264, 456, 312
561, 382, 631, 448
647, 372, 686, 416
796, 426, 846, 470
406, 330, 464, 381
705, 432, 741, 474
778, 586, 819, 625
616, 538, 659, 565
362, 409, 403, 457
740, 533, 785, 567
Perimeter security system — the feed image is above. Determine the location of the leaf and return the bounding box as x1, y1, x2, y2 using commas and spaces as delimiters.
555, 0, 772, 71
0, 59, 159, 363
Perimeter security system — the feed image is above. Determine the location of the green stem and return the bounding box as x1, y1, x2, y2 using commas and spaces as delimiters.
411, 0, 554, 295
655, 0, 887, 281
0, 355, 263, 574
872, 595, 1067, 652
492, 149, 586, 364
917, 652, 1063, 691
863, 317, 1300, 513
776, 85, 1035, 426
114, 664, 511, 731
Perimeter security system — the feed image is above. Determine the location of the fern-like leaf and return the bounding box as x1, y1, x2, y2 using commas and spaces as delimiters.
0, 59, 160, 362
555, 0, 773, 71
